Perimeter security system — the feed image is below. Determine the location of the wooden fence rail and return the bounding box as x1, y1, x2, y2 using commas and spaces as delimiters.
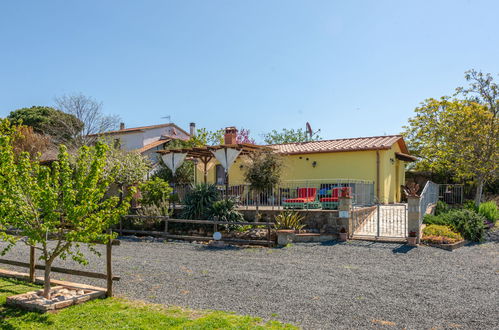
120, 216, 274, 247
0, 237, 120, 297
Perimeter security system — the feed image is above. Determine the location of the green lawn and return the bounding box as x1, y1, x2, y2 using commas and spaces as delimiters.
0, 277, 296, 329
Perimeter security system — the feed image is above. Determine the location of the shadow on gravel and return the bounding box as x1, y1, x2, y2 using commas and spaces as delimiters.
194, 245, 242, 252
319, 240, 342, 246
341, 240, 411, 252
392, 245, 416, 254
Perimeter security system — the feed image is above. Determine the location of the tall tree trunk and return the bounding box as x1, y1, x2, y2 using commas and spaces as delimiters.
474, 177, 484, 207
43, 261, 52, 299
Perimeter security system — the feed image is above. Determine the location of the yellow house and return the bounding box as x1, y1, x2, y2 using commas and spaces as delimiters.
196, 135, 416, 204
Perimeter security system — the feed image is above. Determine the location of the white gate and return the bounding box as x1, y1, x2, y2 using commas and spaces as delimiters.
352, 204, 408, 239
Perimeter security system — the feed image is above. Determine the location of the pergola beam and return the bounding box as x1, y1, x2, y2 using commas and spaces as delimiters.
157, 143, 267, 186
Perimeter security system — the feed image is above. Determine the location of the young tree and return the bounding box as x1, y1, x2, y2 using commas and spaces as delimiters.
0, 121, 131, 298
55, 93, 121, 147
244, 150, 283, 217
263, 127, 321, 144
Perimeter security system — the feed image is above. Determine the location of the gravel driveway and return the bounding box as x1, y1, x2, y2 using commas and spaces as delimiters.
1, 239, 498, 329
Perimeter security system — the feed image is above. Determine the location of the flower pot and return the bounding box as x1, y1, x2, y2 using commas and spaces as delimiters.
407, 236, 417, 246
339, 232, 348, 241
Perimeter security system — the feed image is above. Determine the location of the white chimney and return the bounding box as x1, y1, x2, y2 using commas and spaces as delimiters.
189, 122, 196, 136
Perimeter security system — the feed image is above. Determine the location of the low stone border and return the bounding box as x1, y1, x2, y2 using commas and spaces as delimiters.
0, 268, 107, 312
6, 285, 106, 312
276, 230, 336, 245
421, 240, 466, 251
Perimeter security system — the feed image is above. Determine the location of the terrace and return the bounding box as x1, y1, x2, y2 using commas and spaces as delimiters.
174, 179, 375, 210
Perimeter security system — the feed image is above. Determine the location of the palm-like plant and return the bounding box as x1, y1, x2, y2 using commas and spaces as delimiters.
274, 211, 306, 230
182, 183, 220, 219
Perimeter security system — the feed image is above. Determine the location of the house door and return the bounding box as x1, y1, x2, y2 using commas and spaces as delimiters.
215, 164, 226, 185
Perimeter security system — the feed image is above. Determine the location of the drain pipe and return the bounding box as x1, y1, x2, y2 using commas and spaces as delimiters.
376, 150, 380, 203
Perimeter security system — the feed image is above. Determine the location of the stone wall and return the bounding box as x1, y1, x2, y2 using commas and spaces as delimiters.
239, 209, 340, 234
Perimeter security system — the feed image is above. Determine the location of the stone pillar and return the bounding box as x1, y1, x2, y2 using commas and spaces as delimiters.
338, 197, 353, 237
407, 196, 421, 244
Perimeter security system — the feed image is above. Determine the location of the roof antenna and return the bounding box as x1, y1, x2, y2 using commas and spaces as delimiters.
306, 122, 320, 141
161, 115, 171, 123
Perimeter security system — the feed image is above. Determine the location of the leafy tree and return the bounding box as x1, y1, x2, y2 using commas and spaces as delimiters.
196, 128, 224, 146
244, 150, 283, 216
55, 93, 121, 147
404, 94, 498, 205
0, 123, 131, 299
139, 177, 173, 206
7, 106, 83, 144
263, 127, 321, 144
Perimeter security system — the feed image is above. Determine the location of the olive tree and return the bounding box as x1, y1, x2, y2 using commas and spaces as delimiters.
244, 150, 283, 217
0, 119, 131, 298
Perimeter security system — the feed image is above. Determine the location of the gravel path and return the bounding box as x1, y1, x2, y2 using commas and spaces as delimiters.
1, 239, 498, 329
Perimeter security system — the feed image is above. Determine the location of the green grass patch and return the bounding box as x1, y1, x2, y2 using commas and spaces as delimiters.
0, 277, 296, 329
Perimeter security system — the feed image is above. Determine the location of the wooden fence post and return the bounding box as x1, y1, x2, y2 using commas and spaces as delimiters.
29, 246, 35, 282
106, 229, 113, 297
164, 216, 169, 237
266, 218, 271, 247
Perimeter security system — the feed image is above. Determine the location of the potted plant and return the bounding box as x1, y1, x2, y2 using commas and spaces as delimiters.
407, 231, 418, 246
340, 187, 351, 198
339, 227, 348, 241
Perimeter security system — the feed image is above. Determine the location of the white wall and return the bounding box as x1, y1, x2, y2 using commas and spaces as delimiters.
116, 132, 145, 150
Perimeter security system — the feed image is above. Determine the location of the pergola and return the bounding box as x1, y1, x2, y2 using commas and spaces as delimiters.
157, 143, 267, 194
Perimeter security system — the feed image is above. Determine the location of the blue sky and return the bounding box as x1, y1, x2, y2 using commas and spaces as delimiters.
1, 0, 498, 143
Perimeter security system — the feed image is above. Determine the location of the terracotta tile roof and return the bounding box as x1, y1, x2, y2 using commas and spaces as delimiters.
136, 139, 172, 153
88, 123, 190, 137
269, 135, 409, 155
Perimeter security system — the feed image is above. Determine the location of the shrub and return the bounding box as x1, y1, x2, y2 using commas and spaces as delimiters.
209, 198, 244, 230
139, 177, 173, 206
182, 183, 220, 219
463, 200, 478, 212
435, 201, 450, 215
446, 209, 486, 242
423, 213, 451, 226
274, 211, 306, 230
424, 209, 486, 242
423, 224, 463, 242
478, 201, 499, 224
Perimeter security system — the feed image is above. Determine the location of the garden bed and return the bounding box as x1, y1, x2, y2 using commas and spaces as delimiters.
421, 239, 466, 251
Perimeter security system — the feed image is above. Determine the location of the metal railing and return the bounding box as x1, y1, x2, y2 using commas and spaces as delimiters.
419, 181, 439, 224
438, 184, 464, 205
172, 179, 375, 209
